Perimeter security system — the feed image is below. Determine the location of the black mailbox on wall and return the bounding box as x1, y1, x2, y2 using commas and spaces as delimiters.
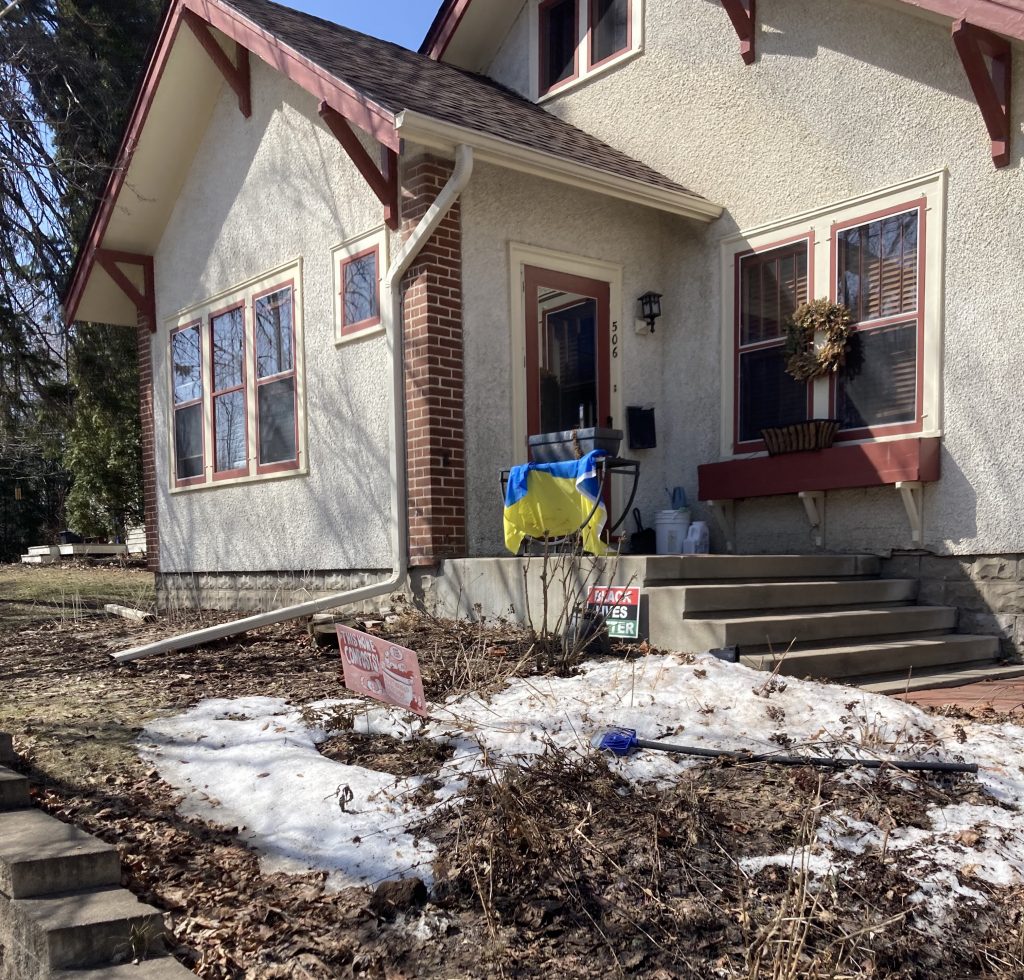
626, 406, 656, 451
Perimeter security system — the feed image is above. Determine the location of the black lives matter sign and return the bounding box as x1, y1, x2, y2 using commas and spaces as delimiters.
586, 586, 641, 640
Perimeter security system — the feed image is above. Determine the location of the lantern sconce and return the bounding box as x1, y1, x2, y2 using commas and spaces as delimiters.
637, 291, 663, 334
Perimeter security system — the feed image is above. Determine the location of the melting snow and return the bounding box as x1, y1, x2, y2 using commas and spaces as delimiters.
139, 652, 1024, 904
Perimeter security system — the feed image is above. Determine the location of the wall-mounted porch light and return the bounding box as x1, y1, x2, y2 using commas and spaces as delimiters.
638, 291, 663, 333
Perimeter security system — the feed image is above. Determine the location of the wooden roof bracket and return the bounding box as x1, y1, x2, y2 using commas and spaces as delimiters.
952, 18, 1012, 168
319, 102, 400, 229
183, 8, 252, 118
720, 0, 756, 65
95, 250, 156, 332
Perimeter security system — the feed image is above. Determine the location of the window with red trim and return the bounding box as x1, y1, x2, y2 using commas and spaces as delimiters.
736, 240, 810, 447
834, 204, 922, 435
340, 247, 380, 334
171, 323, 204, 484
254, 284, 299, 470
210, 304, 248, 477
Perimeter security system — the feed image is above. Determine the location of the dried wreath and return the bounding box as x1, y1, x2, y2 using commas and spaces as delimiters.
784, 299, 854, 382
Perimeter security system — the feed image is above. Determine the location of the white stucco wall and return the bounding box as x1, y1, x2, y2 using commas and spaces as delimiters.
153, 59, 394, 573
480, 0, 1024, 556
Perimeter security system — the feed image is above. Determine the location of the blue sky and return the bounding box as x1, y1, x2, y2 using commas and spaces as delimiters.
285, 1, 439, 50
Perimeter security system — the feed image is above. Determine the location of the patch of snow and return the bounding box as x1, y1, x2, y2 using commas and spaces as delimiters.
140, 653, 1024, 908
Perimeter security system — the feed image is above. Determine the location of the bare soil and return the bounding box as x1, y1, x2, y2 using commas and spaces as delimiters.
1, 565, 1023, 979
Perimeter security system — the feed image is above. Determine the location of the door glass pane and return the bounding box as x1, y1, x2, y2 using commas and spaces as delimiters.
174, 403, 203, 480
171, 325, 201, 404
214, 390, 247, 472
343, 252, 379, 328
837, 321, 917, 430
592, 0, 628, 62
256, 287, 293, 378
543, 0, 577, 89
212, 306, 245, 391
258, 377, 297, 465
837, 210, 918, 323
537, 291, 598, 433
739, 345, 807, 443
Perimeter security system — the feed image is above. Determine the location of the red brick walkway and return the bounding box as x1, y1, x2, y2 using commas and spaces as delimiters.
896, 678, 1024, 716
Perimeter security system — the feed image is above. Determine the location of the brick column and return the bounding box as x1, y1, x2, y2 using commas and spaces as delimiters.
401, 155, 466, 567
137, 315, 160, 572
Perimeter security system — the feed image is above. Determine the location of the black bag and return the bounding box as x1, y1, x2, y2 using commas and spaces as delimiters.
629, 509, 656, 555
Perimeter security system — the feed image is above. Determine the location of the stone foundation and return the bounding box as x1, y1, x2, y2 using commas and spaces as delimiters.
881, 552, 1024, 659
156, 569, 399, 614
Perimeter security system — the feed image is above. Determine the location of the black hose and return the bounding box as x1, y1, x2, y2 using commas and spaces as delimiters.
634, 737, 979, 774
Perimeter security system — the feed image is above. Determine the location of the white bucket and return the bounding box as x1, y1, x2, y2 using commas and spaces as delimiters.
655, 509, 690, 555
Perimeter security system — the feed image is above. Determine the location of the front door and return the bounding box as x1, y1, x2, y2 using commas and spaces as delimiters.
523, 266, 612, 441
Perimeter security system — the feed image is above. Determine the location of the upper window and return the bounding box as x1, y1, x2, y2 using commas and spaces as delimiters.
168, 261, 305, 490
333, 227, 387, 343
722, 174, 944, 457
536, 0, 639, 98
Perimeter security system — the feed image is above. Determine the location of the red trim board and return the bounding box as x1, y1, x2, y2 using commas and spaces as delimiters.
697, 437, 941, 501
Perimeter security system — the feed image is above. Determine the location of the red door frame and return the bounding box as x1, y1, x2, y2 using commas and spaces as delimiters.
523, 265, 611, 441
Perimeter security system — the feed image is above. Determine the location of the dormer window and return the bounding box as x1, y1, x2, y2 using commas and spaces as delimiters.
537, 0, 640, 98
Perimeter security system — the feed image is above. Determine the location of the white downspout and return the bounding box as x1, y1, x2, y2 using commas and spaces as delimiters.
115, 144, 475, 664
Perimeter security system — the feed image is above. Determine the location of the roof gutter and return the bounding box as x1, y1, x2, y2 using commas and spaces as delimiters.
395, 110, 723, 223
113, 144, 476, 664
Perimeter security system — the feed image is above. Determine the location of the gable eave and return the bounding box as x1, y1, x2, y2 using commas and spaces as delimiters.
64, 0, 399, 326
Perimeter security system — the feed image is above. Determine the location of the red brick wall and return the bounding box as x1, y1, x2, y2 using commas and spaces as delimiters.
401, 156, 466, 567
137, 314, 160, 572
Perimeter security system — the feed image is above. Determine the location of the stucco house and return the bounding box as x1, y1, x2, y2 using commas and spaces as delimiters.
65, 0, 1024, 684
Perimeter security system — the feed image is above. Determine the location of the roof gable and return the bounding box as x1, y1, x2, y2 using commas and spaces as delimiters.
65, 0, 718, 325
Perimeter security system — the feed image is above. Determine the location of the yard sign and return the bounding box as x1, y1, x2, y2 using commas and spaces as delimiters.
586, 586, 641, 640
336, 625, 428, 717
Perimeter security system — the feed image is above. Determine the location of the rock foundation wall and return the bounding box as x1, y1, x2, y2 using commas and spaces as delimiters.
881, 552, 1024, 659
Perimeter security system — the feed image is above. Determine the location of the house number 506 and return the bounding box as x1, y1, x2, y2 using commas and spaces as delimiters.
611, 321, 619, 359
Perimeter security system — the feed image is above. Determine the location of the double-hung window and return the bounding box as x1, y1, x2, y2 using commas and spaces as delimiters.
171, 323, 204, 485
168, 260, 305, 490
735, 239, 811, 448
537, 0, 639, 97
723, 174, 943, 457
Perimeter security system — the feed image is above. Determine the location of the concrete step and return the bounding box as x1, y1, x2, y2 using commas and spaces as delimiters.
2, 886, 165, 979
643, 554, 880, 585
0, 809, 121, 899
654, 578, 918, 616
650, 605, 958, 653
853, 661, 1024, 696
740, 633, 1001, 680
52, 957, 195, 979
0, 732, 14, 764
0, 765, 31, 811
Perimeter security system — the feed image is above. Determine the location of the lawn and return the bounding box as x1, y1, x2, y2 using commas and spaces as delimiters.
2, 564, 1024, 979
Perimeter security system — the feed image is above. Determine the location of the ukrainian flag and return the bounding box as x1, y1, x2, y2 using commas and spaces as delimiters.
503, 450, 608, 556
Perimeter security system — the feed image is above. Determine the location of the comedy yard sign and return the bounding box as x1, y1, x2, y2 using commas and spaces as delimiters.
586, 586, 641, 640
336, 626, 428, 717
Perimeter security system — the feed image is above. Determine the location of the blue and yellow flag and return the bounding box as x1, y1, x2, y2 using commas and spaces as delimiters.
503, 450, 608, 556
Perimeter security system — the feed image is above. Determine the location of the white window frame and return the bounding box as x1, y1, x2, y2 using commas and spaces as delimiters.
166, 258, 308, 493
530, 0, 644, 102
719, 171, 947, 459
332, 226, 388, 345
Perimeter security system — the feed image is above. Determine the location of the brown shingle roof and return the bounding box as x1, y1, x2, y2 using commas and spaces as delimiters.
221, 0, 703, 199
